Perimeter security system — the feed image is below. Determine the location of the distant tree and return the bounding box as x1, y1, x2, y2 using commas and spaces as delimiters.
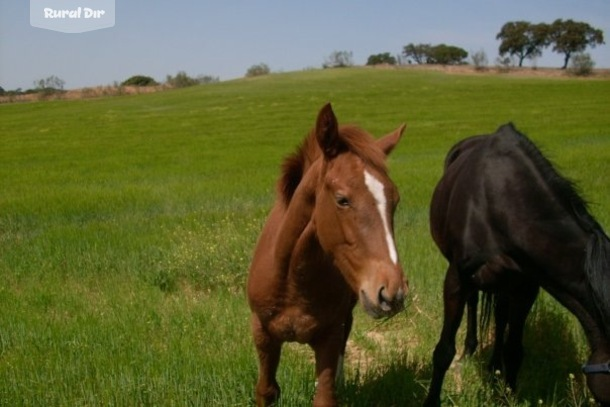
34, 75, 66, 91
32, 75, 66, 99
428, 44, 468, 65
166, 71, 199, 88
548, 19, 604, 69
496, 21, 550, 67
245, 63, 271, 77
121, 75, 158, 86
402, 43, 432, 64
402, 43, 467, 65
471, 49, 489, 71
0, 86, 5, 96
366, 52, 397, 66
323, 51, 354, 68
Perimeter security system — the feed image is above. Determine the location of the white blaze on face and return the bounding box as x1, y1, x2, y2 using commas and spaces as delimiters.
364, 170, 398, 264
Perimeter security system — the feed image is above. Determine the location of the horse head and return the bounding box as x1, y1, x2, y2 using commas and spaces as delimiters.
313, 103, 408, 319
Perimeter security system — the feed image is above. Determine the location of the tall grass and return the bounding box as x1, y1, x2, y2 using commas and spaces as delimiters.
1, 67, 609, 405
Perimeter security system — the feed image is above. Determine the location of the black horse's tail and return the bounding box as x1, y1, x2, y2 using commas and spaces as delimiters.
585, 229, 610, 337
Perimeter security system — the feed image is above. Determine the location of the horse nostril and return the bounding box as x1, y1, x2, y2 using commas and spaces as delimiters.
378, 286, 392, 312
396, 287, 405, 302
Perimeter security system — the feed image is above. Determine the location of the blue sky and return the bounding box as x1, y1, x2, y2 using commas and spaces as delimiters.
1, 0, 609, 90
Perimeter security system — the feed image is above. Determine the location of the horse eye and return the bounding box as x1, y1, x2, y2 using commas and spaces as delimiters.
335, 195, 350, 208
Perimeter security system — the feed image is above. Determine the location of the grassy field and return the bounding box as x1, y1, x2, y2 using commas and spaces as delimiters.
1, 67, 609, 406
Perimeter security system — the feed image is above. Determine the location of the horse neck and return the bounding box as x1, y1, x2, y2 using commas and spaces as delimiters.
274, 161, 322, 273
548, 229, 610, 354
584, 230, 610, 340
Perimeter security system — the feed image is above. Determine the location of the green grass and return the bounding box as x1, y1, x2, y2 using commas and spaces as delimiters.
1, 67, 609, 406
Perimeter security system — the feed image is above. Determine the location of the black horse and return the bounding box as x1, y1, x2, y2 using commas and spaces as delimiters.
424, 123, 610, 406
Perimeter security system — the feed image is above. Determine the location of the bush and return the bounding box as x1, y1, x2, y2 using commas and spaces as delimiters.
323, 51, 354, 68
495, 56, 514, 73
166, 71, 199, 88
245, 63, 271, 78
121, 75, 158, 87
569, 53, 595, 76
471, 50, 489, 71
366, 52, 397, 66
197, 75, 220, 84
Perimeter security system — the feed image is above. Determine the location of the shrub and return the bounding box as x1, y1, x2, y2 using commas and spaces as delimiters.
166, 71, 199, 88
495, 56, 514, 73
323, 51, 354, 68
569, 53, 595, 76
471, 50, 489, 71
245, 63, 271, 77
197, 75, 220, 84
121, 75, 158, 87
366, 52, 397, 66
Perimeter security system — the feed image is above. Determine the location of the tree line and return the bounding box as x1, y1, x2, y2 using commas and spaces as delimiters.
365, 19, 604, 70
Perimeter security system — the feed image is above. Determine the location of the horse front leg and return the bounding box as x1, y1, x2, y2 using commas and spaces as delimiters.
251, 315, 282, 406
310, 327, 345, 407
424, 263, 469, 407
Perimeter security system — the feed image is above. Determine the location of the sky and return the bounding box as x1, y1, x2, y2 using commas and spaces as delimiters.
1, 0, 609, 90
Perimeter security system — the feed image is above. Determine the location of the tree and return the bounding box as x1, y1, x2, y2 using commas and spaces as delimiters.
121, 75, 158, 86
428, 44, 468, 65
496, 21, 549, 67
402, 43, 432, 64
402, 43, 467, 65
549, 19, 604, 69
323, 51, 354, 68
34, 75, 66, 91
366, 52, 397, 66
245, 63, 270, 77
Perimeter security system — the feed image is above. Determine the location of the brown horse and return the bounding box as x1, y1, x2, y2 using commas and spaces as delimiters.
424, 123, 610, 406
247, 103, 408, 406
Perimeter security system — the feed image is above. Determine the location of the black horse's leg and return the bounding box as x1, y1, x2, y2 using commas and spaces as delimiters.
251, 315, 282, 406
488, 292, 509, 374
424, 263, 469, 407
462, 291, 479, 358
503, 283, 539, 390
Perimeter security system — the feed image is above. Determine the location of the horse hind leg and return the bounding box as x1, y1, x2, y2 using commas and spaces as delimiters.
251, 315, 282, 406
461, 292, 479, 359
503, 282, 539, 390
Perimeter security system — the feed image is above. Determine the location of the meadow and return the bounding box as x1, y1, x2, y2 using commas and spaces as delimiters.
1, 67, 609, 406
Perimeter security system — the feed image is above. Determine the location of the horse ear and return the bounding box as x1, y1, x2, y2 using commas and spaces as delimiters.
315, 103, 345, 160
377, 124, 406, 156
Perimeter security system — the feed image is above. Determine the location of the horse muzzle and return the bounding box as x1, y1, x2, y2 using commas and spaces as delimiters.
360, 284, 406, 319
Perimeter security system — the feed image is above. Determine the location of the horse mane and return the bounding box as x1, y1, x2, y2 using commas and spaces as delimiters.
502, 123, 610, 334
279, 125, 387, 205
